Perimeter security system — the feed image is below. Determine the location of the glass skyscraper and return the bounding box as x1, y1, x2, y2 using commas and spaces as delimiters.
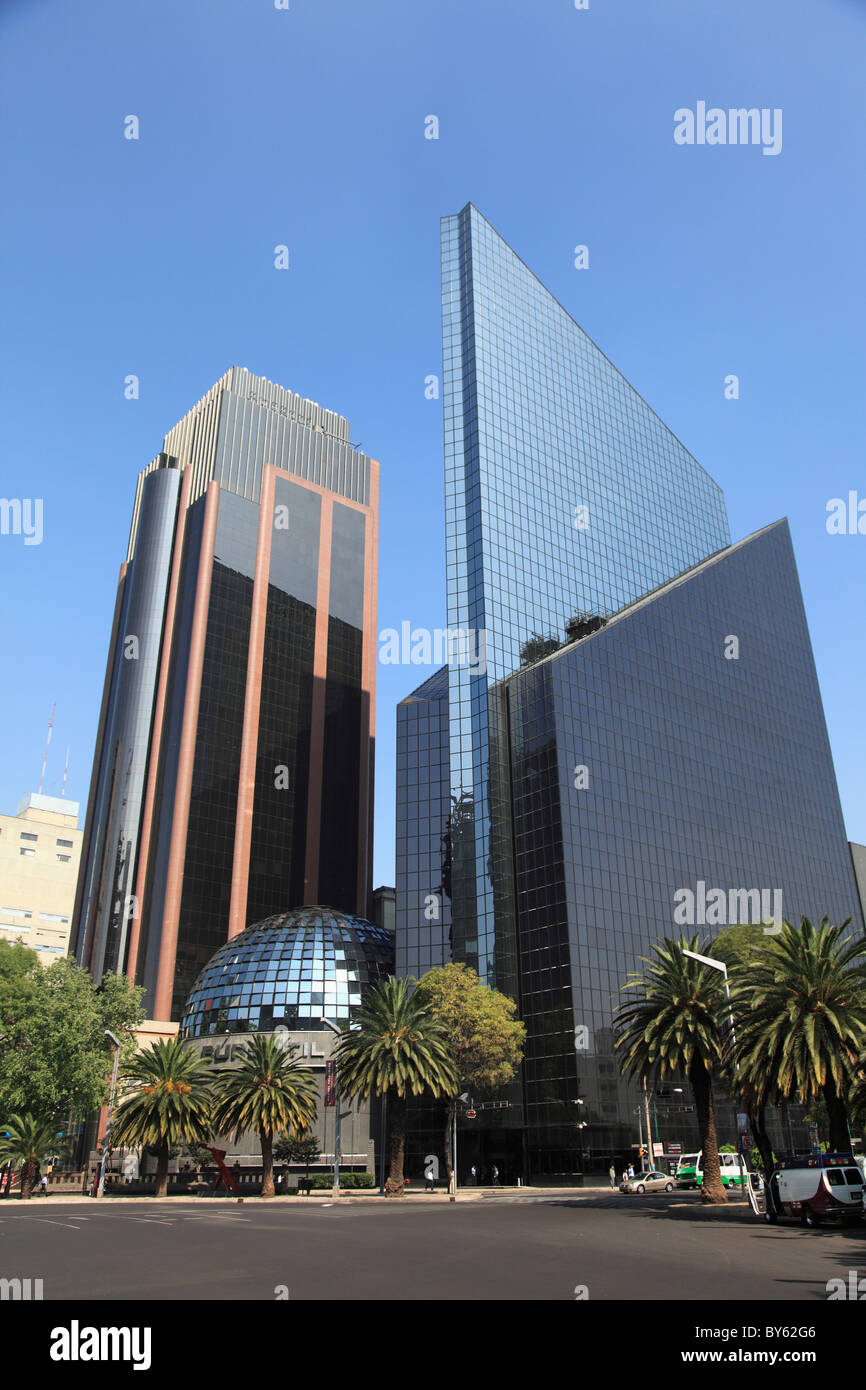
503, 519, 863, 1174
439, 204, 729, 993
396, 206, 861, 1180
73, 368, 378, 1021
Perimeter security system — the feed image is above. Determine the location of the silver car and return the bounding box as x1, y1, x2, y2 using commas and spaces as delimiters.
619, 1170, 675, 1194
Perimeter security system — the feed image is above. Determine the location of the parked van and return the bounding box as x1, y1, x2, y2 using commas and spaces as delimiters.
675, 1151, 746, 1190
748, 1153, 865, 1228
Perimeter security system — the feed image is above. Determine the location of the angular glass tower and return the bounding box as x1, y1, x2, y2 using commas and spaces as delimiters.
440, 205, 730, 993
396, 207, 860, 1180
503, 519, 864, 1173
73, 369, 378, 1020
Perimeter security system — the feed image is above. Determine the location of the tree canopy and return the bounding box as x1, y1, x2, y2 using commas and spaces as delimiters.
0, 940, 144, 1124
414, 962, 525, 1092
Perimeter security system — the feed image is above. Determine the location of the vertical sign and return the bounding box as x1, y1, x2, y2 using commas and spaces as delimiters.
324, 1060, 336, 1108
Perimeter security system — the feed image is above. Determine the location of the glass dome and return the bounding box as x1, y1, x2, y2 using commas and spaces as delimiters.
180, 905, 394, 1038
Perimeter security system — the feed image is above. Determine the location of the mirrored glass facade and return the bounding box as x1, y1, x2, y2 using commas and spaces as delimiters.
440, 205, 730, 993
396, 666, 451, 977
180, 905, 394, 1036
504, 520, 863, 1173
397, 206, 858, 1180
72, 461, 181, 979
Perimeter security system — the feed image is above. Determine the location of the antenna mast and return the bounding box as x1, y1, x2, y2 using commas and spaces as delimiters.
39, 703, 56, 795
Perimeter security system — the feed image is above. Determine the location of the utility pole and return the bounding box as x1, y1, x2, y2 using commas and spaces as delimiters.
642, 1076, 654, 1169
96, 1030, 121, 1198
682, 947, 748, 1193
636, 1105, 646, 1171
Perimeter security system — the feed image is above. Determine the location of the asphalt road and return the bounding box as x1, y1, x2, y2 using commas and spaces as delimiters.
1, 1192, 864, 1301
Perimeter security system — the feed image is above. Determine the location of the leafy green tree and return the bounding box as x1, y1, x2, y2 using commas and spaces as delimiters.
730, 917, 866, 1153
0, 1112, 62, 1198
110, 1038, 213, 1197
615, 935, 728, 1204
211, 1035, 317, 1198
0, 943, 144, 1124
414, 962, 525, 1182
333, 978, 458, 1196
712, 923, 771, 971
274, 1130, 321, 1174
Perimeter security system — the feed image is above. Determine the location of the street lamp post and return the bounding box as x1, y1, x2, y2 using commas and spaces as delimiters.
96, 1030, 121, 1199
378, 1092, 388, 1195
319, 1018, 343, 1197
681, 948, 747, 1194
449, 1092, 470, 1202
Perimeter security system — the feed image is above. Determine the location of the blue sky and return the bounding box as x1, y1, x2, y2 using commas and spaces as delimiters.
1, 0, 864, 889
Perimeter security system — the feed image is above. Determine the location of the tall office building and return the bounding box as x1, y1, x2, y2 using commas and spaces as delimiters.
73, 368, 378, 1021
503, 520, 863, 1174
397, 207, 861, 1178
402, 204, 729, 990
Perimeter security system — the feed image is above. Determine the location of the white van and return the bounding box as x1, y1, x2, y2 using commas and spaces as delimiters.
755, 1154, 865, 1228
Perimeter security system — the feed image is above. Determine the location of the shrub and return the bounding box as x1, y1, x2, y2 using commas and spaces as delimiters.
305, 1172, 375, 1190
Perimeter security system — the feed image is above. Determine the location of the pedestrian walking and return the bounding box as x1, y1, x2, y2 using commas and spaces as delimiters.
621, 1169, 628, 1185
491, 1164, 499, 1186
470, 1164, 477, 1185
627, 1163, 634, 1180
609, 1163, 616, 1190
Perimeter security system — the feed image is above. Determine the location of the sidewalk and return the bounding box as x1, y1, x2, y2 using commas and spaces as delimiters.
0, 1182, 629, 1206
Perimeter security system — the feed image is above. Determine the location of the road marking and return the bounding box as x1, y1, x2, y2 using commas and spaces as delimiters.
32, 1218, 82, 1229
181, 1215, 251, 1223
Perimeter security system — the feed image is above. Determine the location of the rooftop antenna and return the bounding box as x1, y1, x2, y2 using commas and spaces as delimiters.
61, 747, 70, 799
38, 702, 56, 795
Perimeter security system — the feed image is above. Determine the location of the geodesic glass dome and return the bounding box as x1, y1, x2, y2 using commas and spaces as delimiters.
179, 905, 394, 1038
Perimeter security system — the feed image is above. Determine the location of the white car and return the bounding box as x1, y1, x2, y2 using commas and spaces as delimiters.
619, 1170, 675, 1194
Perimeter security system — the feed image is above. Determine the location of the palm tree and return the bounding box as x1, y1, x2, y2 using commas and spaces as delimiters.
110, 1038, 213, 1197
0, 1113, 59, 1198
211, 1035, 317, 1198
712, 924, 784, 1187
849, 1053, 866, 1132
615, 936, 728, 1204
333, 977, 459, 1196
730, 917, 866, 1152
